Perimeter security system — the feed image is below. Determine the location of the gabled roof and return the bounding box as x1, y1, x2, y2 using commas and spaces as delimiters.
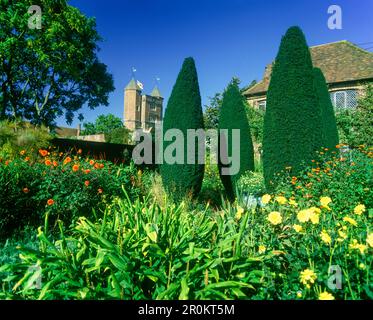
243, 40, 373, 97
151, 85, 162, 97
125, 78, 141, 90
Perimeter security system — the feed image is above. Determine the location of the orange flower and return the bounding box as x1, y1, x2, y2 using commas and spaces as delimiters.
98, 188, 103, 194
77, 149, 82, 154
20, 150, 26, 156
89, 160, 95, 166
99, 163, 104, 169
45, 159, 52, 166
84, 169, 91, 174
84, 180, 90, 187
23, 187, 29, 194
39, 149, 48, 157
63, 157, 72, 165
25, 157, 30, 162
72, 164, 79, 172
5, 160, 9, 166
53, 161, 58, 167
47, 199, 54, 206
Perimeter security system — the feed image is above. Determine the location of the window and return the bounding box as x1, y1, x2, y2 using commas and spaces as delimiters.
150, 103, 157, 110
136, 105, 140, 112
330, 90, 358, 110
258, 100, 266, 111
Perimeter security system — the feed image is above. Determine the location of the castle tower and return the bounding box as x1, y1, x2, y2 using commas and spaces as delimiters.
124, 78, 163, 131
124, 78, 142, 131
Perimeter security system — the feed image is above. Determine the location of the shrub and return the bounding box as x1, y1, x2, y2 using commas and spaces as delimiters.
263, 26, 322, 189
313, 68, 339, 150
218, 81, 254, 199
0, 148, 140, 237
160, 57, 205, 198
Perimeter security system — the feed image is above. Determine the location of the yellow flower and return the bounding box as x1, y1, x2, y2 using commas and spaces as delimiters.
349, 239, 367, 254
293, 224, 303, 233
300, 269, 317, 287
367, 233, 373, 248
343, 216, 357, 226
337, 230, 347, 242
258, 245, 266, 254
354, 204, 366, 215
320, 196, 332, 210
310, 211, 320, 224
320, 230, 332, 245
267, 211, 282, 225
261, 194, 271, 205
296, 291, 302, 298
319, 291, 335, 300
297, 209, 311, 223
289, 199, 298, 207
235, 206, 244, 221
275, 196, 287, 205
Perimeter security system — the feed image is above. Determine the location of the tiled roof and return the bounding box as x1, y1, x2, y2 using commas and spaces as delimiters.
243, 41, 373, 97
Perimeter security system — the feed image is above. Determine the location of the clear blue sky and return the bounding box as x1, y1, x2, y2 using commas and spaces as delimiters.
58, 0, 373, 127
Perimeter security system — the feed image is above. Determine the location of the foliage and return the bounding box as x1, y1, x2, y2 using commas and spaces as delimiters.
313, 68, 339, 150
218, 81, 254, 199
0, 0, 114, 125
336, 85, 373, 147
237, 171, 265, 197
160, 57, 205, 198
0, 192, 266, 300
82, 114, 123, 136
105, 127, 131, 145
245, 101, 264, 145
0, 121, 51, 160
263, 26, 322, 189
0, 148, 141, 237
0, 147, 372, 300
203, 93, 223, 130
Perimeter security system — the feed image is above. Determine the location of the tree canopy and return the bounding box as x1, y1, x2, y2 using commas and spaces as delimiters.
0, 0, 114, 126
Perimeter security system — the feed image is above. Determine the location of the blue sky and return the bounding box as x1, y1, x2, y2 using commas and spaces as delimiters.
58, 0, 373, 127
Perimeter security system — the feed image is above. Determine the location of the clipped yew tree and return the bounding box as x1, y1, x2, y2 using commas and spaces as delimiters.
160, 57, 205, 197
313, 67, 339, 149
218, 81, 254, 199
263, 26, 322, 189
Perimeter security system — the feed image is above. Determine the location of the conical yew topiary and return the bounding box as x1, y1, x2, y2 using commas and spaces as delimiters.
218, 81, 254, 199
263, 26, 322, 189
313, 67, 339, 150
160, 57, 205, 198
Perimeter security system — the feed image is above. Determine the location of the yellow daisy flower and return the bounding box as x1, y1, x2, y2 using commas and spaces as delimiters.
319, 291, 335, 300
297, 209, 311, 223
293, 224, 303, 233
275, 196, 287, 205
300, 269, 317, 287
320, 230, 332, 245
349, 239, 367, 254
267, 211, 282, 225
320, 196, 332, 210
261, 194, 272, 205
258, 245, 266, 254
354, 204, 366, 215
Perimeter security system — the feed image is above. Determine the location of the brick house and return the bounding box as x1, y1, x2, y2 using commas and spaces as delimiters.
243, 40, 373, 111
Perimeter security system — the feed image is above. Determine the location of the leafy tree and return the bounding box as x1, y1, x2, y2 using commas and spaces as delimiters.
313, 68, 339, 149
263, 26, 322, 189
82, 114, 123, 135
245, 101, 264, 145
160, 57, 205, 198
106, 127, 131, 145
0, 0, 114, 126
203, 93, 223, 130
218, 81, 254, 199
